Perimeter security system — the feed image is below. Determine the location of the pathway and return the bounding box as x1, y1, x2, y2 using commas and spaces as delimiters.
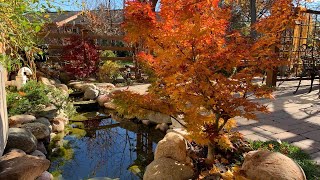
236, 80, 320, 164
117, 81, 320, 164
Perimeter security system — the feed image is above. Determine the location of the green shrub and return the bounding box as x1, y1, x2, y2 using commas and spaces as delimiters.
7, 80, 50, 116
6, 80, 76, 117
98, 60, 121, 82
47, 86, 76, 118
100, 50, 116, 58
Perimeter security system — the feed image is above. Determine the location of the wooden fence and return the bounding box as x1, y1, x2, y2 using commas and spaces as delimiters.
38, 30, 140, 78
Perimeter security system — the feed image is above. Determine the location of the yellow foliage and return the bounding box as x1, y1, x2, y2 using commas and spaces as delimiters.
221, 170, 234, 180
221, 157, 229, 164
225, 118, 237, 132
209, 165, 220, 174
215, 134, 233, 150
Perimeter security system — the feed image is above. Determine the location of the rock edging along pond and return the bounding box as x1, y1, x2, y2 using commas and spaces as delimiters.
1, 112, 68, 179
1, 79, 175, 179
69, 81, 174, 132
2, 101, 169, 179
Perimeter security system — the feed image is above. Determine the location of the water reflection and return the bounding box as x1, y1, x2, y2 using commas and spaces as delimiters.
49, 118, 165, 180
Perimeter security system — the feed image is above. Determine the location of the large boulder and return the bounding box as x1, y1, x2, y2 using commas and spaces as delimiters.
21, 122, 50, 140
97, 94, 111, 106
53, 116, 69, 126
84, 87, 99, 100
155, 123, 169, 132
35, 117, 51, 127
36, 104, 58, 120
55, 84, 69, 97
9, 115, 36, 127
241, 150, 306, 180
81, 84, 97, 92
72, 83, 84, 90
145, 111, 171, 124
1, 149, 26, 161
104, 102, 117, 110
39, 76, 56, 86
71, 83, 97, 92
96, 83, 115, 94
36, 171, 53, 180
154, 132, 187, 162
52, 118, 65, 133
55, 84, 68, 92
30, 150, 46, 160
143, 157, 194, 180
6, 128, 37, 153
37, 141, 47, 155
0, 154, 50, 180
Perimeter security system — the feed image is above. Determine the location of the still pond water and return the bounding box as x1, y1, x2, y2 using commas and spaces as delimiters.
49, 116, 165, 180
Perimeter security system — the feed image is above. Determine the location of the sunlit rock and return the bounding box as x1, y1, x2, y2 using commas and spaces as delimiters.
143, 157, 193, 180
0, 155, 50, 179
9, 115, 36, 127
154, 132, 187, 162
21, 122, 50, 140
242, 150, 306, 180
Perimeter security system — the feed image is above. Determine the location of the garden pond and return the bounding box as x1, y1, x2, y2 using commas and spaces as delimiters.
48, 112, 165, 180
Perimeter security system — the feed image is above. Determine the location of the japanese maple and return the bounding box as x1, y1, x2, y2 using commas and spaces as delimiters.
114, 0, 300, 160
62, 36, 100, 78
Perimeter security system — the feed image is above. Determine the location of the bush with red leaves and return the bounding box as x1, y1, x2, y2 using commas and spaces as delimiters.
62, 36, 100, 78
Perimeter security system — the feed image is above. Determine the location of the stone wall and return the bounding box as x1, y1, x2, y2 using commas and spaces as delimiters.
0, 65, 8, 156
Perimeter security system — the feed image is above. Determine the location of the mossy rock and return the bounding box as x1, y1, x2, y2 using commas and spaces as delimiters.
69, 128, 86, 138
70, 112, 99, 121
50, 141, 74, 160
71, 122, 85, 129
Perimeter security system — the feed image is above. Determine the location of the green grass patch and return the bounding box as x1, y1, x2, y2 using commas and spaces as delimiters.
250, 140, 320, 180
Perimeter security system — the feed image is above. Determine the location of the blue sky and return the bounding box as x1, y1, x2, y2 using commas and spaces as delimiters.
42, 0, 320, 11
40, 0, 125, 11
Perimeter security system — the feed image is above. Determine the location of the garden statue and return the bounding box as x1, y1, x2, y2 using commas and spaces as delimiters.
5, 67, 33, 90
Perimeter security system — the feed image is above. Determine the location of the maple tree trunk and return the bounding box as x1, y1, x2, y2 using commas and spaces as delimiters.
250, 0, 257, 39
206, 142, 215, 163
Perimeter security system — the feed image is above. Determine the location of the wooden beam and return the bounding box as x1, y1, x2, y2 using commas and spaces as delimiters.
88, 34, 125, 41
306, 9, 320, 15
38, 32, 125, 41
56, 13, 82, 27
38, 33, 79, 38
45, 23, 86, 28
48, 56, 133, 61
48, 44, 133, 51
99, 46, 133, 51
101, 56, 134, 61
45, 22, 121, 28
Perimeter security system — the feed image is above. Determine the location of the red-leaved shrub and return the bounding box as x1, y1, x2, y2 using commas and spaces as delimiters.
62, 36, 100, 78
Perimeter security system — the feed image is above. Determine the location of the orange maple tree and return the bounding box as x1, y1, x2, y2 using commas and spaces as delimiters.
113, 0, 300, 159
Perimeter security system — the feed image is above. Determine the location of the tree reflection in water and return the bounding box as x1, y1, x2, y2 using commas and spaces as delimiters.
49, 118, 165, 180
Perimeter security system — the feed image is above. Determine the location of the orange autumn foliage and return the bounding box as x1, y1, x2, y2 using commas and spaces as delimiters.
114, 0, 300, 149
